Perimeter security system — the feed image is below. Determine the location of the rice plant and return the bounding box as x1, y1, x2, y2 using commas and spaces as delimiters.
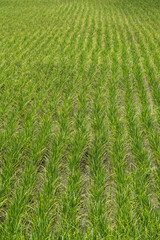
0, 0, 160, 239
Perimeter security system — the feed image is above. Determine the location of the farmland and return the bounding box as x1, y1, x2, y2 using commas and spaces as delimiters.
0, 0, 160, 239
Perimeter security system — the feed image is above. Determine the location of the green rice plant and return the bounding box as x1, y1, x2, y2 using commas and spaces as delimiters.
87, 75, 108, 239
118, 11, 160, 237
30, 85, 73, 239
106, 12, 135, 238
0, 0, 160, 239
58, 86, 89, 239
121, 6, 160, 215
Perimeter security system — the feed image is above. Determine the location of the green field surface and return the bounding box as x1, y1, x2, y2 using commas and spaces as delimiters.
0, 0, 160, 239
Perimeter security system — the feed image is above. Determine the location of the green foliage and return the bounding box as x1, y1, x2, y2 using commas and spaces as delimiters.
0, 0, 160, 239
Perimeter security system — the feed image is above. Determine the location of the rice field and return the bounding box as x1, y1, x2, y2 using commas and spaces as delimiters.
0, 0, 160, 239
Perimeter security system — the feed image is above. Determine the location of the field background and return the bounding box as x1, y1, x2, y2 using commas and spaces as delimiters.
0, 0, 160, 239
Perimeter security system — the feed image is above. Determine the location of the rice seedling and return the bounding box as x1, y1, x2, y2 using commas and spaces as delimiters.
0, 0, 160, 239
